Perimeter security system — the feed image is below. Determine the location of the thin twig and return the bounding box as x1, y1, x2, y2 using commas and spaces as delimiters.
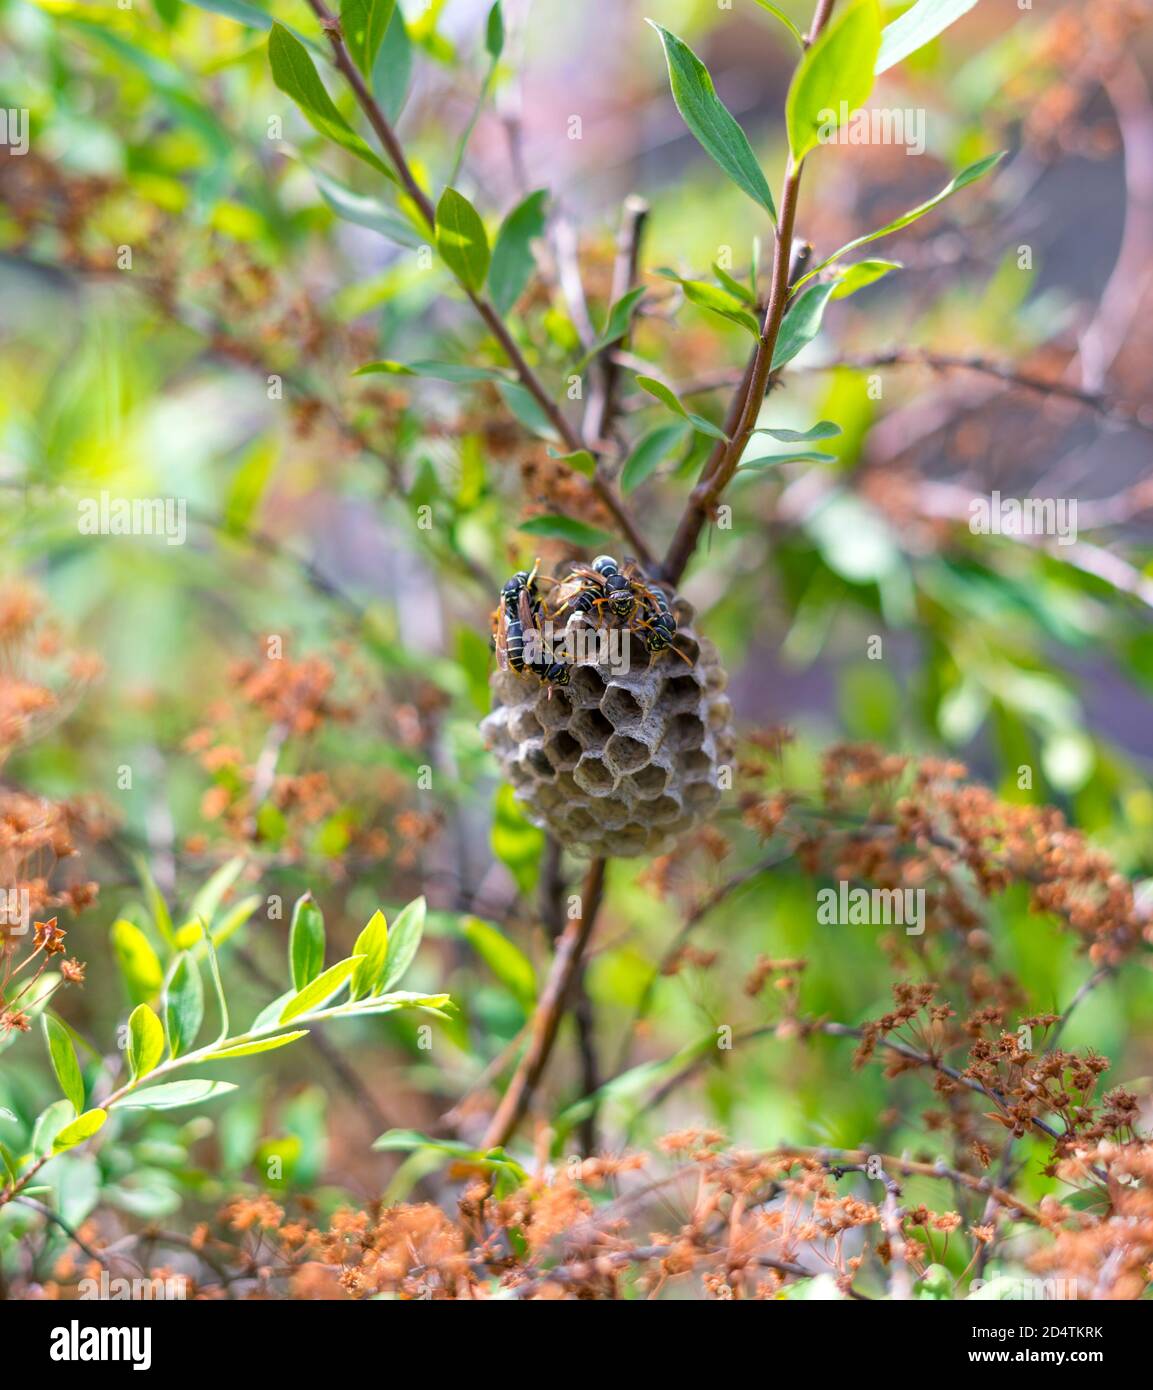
482, 858, 607, 1148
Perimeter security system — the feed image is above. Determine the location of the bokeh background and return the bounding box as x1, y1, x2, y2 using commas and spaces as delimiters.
1, 0, 1152, 1284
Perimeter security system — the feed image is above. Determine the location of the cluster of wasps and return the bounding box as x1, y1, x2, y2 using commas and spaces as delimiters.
491, 554, 686, 689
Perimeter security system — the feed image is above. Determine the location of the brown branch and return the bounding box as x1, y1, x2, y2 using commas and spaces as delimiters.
303, 0, 654, 568
819, 347, 1153, 436
661, 0, 838, 585
584, 195, 650, 451
482, 857, 607, 1149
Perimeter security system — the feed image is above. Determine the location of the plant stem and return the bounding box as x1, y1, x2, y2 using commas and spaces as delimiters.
303, 0, 654, 567
661, 0, 837, 585
482, 857, 607, 1150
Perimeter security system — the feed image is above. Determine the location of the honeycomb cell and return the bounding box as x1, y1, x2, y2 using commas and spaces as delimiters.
571, 706, 614, 749
663, 673, 702, 712
628, 763, 669, 797
605, 733, 649, 772
543, 729, 582, 770
573, 753, 617, 796
666, 712, 706, 750
567, 665, 608, 707
537, 688, 575, 726
601, 684, 643, 726
509, 706, 544, 742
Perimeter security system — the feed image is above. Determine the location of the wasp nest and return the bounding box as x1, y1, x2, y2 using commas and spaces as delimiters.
481, 601, 734, 858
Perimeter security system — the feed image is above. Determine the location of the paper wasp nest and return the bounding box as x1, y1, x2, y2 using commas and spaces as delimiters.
481, 601, 734, 858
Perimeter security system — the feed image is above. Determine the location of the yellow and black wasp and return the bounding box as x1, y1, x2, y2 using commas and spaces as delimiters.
492, 562, 570, 688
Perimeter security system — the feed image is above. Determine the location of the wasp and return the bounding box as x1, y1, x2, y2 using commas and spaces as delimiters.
591, 554, 644, 622
493, 562, 570, 688
638, 581, 678, 653
492, 567, 537, 674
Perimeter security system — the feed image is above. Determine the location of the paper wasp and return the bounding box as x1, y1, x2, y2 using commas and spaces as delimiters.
492, 562, 571, 688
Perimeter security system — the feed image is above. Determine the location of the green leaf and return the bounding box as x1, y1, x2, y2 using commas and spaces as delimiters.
205, 1032, 310, 1060
183, 0, 273, 28
547, 447, 597, 478
771, 280, 838, 370
485, 0, 505, 60
489, 189, 548, 316
354, 359, 509, 383
183, 855, 246, 937
753, 419, 842, 443
754, 0, 804, 48
127, 1004, 165, 1082
621, 422, 689, 492
289, 893, 326, 990
43, 1015, 84, 1113
435, 187, 491, 292
311, 167, 423, 248
164, 955, 204, 1060
598, 285, 646, 346
341, 0, 396, 79
113, 1081, 237, 1112
490, 784, 544, 898
785, 0, 882, 162
877, 0, 978, 75
133, 854, 175, 949
517, 515, 613, 546
280, 956, 364, 1023
33, 1100, 75, 1157
373, 3, 412, 122
497, 381, 560, 441
461, 917, 536, 1009
712, 261, 756, 304
111, 919, 164, 1008
738, 448, 837, 470
648, 23, 776, 219
381, 897, 426, 991
268, 23, 393, 179
679, 278, 761, 338
52, 1109, 107, 1154
831, 257, 902, 298
635, 374, 728, 440
351, 909, 389, 1000
798, 154, 1004, 287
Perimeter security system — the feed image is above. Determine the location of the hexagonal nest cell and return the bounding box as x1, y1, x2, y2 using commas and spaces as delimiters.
481, 600, 734, 857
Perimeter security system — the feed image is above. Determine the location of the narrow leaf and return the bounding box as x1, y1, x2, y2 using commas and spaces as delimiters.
355, 359, 509, 383
341, 0, 396, 79
127, 1004, 165, 1082
111, 918, 164, 1008
798, 154, 1004, 287
771, 280, 838, 370
381, 897, 427, 991
489, 189, 548, 316
351, 909, 389, 1000
289, 893, 326, 990
280, 956, 364, 1023
485, 0, 505, 60
635, 375, 728, 441
754, 0, 804, 48
754, 420, 842, 442
43, 1015, 84, 1113
164, 954, 204, 1060
205, 1032, 309, 1060
517, 515, 613, 546
435, 187, 491, 292
52, 1109, 107, 1153
786, 0, 882, 162
113, 1080, 237, 1112
648, 22, 776, 219
497, 381, 559, 440
268, 23, 393, 179
876, 0, 978, 75
621, 423, 689, 492
831, 257, 902, 298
